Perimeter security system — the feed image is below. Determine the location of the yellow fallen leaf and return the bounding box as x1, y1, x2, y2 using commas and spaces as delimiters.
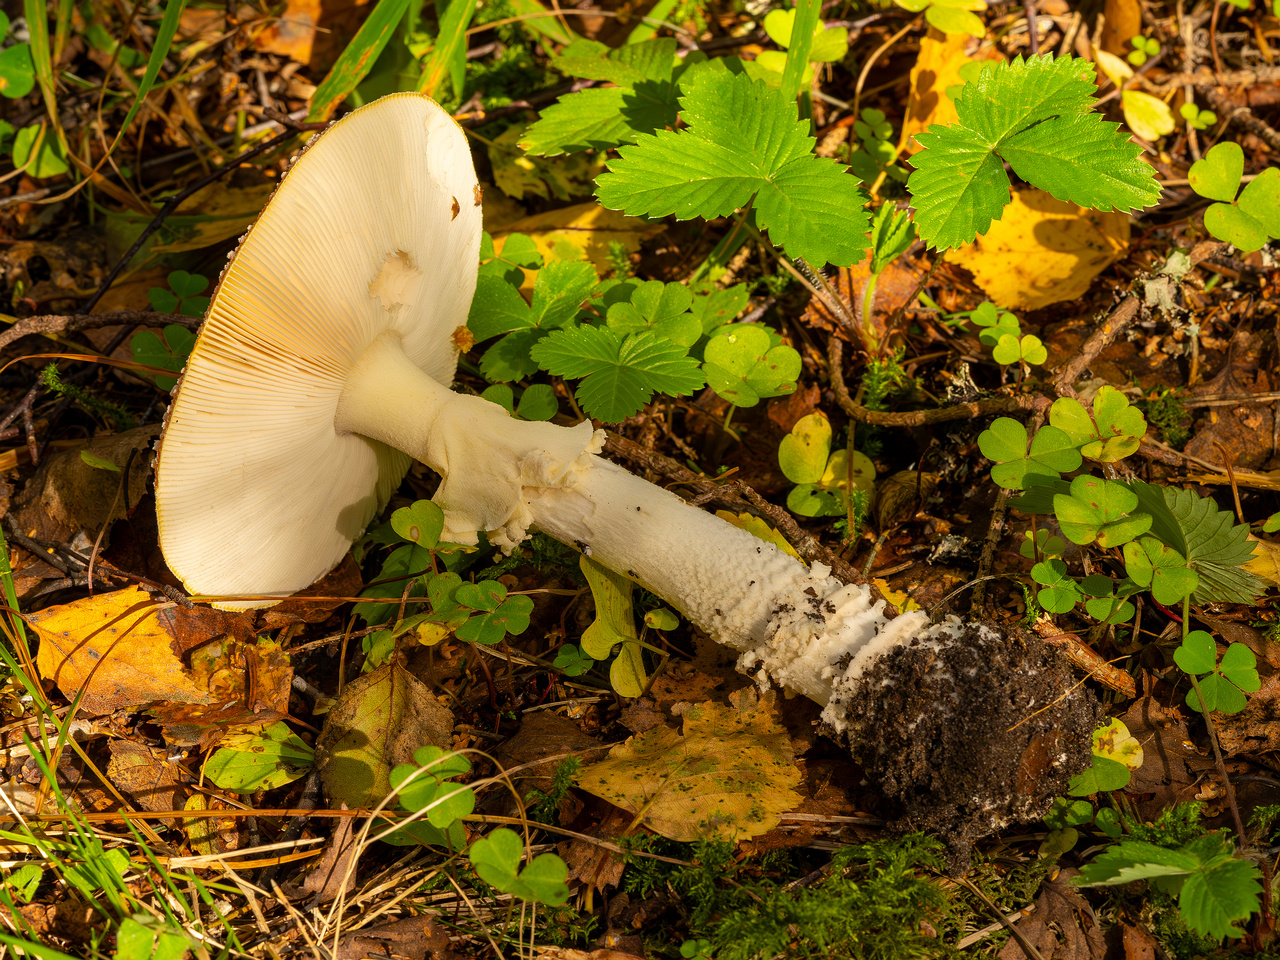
488, 125, 605, 202
490, 203, 663, 292
27, 586, 211, 714
1101, 0, 1143, 56
944, 188, 1130, 310
902, 31, 973, 154
1092, 717, 1143, 770
872, 578, 921, 612
1245, 536, 1280, 586
252, 0, 320, 63
576, 699, 803, 842
715, 511, 802, 559
1122, 90, 1176, 141
1093, 48, 1133, 88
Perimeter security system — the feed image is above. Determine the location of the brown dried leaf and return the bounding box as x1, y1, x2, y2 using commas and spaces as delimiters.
333, 916, 458, 960
13, 427, 157, 544
28, 586, 211, 714
107, 740, 186, 825
996, 870, 1104, 960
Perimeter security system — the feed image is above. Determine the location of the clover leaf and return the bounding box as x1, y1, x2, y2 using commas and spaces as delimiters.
606, 279, 700, 347
977, 418, 1081, 489
703, 325, 801, 407
129, 324, 197, 392
0, 41, 35, 99
470, 828, 570, 905
1123, 537, 1198, 605
553, 644, 595, 677
391, 501, 444, 549
1055, 387, 1149, 462
1031, 558, 1081, 614
1174, 630, 1260, 715
454, 582, 534, 645
1054, 475, 1151, 547
391, 747, 475, 828
1189, 142, 1280, 253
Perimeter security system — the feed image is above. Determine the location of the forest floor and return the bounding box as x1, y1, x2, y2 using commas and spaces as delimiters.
0, 0, 1278, 957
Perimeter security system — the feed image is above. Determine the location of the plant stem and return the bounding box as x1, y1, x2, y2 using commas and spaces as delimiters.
1183, 596, 1249, 848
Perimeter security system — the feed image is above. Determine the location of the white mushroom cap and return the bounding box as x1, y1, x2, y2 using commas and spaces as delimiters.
155, 93, 482, 608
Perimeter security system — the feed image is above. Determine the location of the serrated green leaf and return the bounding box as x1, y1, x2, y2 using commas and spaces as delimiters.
596, 70, 870, 267
1128, 482, 1264, 603
532, 259, 598, 328
530, 326, 705, 422
907, 56, 1160, 249
1077, 840, 1201, 884
869, 203, 917, 274
1179, 858, 1263, 940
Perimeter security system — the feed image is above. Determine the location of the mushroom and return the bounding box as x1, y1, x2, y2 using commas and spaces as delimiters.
155, 93, 1097, 853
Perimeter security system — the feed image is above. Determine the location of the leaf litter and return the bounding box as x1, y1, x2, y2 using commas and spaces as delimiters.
0, 0, 1278, 956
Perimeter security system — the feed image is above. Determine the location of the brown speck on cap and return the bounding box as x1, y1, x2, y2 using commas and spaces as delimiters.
473, 183, 483, 206
451, 196, 460, 220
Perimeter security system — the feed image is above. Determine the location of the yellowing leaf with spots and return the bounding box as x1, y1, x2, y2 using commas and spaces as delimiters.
715, 511, 802, 559
490, 202, 663, 293
1092, 717, 1143, 770
575, 699, 802, 842
1244, 536, 1280, 587
944, 189, 1129, 310
488, 125, 606, 202
27, 586, 210, 714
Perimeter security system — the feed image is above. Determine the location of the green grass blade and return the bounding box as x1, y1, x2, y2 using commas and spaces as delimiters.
417, 0, 477, 99
307, 0, 413, 121
117, 0, 188, 141
22, 0, 60, 148
779, 0, 818, 103
625, 0, 678, 44
51, 0, 73, 66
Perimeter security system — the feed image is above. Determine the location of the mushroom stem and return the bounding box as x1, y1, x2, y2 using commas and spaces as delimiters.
334, 330, 930, 707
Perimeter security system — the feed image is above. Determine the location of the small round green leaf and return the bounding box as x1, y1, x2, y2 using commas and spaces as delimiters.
391, 501, 444, 549
1188, 141, 1243, 203
1173, 630, 1217, 676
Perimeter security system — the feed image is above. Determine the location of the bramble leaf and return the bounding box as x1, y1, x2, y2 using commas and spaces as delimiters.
522, 39, 681, 155
596, 70, 870, 267
908, 55, 1160, 249
531, 325, 705, 422
1127, 482, 1263, 603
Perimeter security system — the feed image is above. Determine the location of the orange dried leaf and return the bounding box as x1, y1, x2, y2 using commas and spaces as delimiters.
28, 586, 210, 714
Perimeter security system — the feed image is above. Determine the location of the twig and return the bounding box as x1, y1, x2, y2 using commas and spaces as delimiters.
827, 336, 1047, 426
0, 310, 197, 353
1195, 85, 1280, 152
1050, 295, 1141, 398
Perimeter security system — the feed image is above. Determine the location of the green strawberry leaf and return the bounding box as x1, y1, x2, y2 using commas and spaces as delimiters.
908, 55, 1160, 249
596, 69, 871, 267
530, 325, 705, 422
